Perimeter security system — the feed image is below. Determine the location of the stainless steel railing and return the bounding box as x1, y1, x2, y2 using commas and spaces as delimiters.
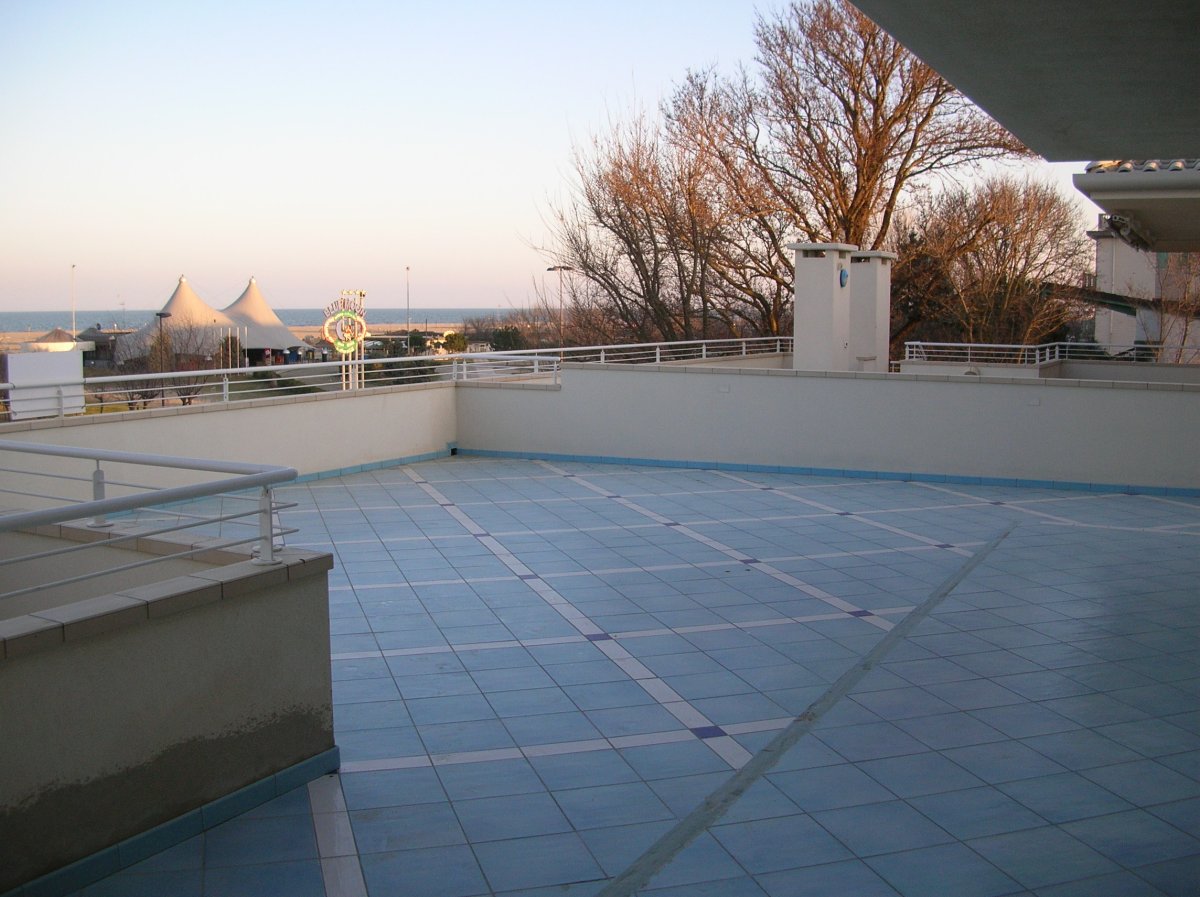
0, 440, 298, 603
902, 341, 1193, 365
1, 337, 792, 421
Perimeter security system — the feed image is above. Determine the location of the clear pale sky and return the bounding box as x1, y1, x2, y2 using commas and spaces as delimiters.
0, 1, 1094, 312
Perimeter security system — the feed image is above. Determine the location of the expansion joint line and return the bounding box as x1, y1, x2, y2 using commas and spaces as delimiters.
401, 466, 753, 768
595, 523, 1016, 897
714, 470, 974, 558
535, 461, 895, 631
916, 483, 1200, 537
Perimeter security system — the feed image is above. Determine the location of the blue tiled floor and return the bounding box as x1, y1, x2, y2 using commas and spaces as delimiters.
66, 458, 1200, 897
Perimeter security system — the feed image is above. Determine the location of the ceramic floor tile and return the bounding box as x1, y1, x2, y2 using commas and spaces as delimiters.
967, 826, 1121, 890
473, 832, 605, 892
53, 462, 1200, 897
865, 842, 1021, 897
454, 792, 572, 842
358, 844, 488, 897
811, 800, 955, 857
712, 814, 854, 873
1063, 809, 1200, 867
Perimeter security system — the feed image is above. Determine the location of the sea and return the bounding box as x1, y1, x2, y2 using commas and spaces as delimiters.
0, 308, 497, 333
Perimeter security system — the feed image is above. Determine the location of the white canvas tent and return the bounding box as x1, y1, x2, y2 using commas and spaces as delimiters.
116, 276, 302, 364
116, 276, 234, 363
222, 277, 302, 351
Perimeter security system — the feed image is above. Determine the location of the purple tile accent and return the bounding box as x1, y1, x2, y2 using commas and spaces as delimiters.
473, 531, 492, 538
848, 609, 874, 617
837, 511, 853, 517
518, 573, 539, 581
664, 522, 681, 527
740, 558, 760, 565
937, 543, 953, 549
990, 501, 1006, 506
760, 487, 774, 491
586, 633, 614, 642
439, 502, 454, 508
691, 725, 728, 739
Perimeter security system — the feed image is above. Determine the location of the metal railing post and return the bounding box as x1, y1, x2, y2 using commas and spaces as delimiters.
56, 386, 65, 417
254, 486, 279, 565
89, 462, 112, 528
655, 346, 661, 363
222, 375, 230, 403
701, 343, 707, 360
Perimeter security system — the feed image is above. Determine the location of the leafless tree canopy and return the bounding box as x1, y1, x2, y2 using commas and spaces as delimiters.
1153, 253, 1200, 362
543, 0, 1032, 345
889, 177, 1091, 349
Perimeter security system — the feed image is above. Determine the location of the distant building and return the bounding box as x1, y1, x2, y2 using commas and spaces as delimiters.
21, 327, 91, 354
1089, 215, 1200, 362
76, 324, 131, 368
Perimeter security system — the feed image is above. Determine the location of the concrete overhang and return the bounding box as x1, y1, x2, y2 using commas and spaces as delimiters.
1073, 163, 1200, 252
849, 1, 1200, 163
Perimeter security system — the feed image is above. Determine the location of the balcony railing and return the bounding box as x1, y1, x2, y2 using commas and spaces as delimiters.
903, 341, 1187, 366
0, 440, 298, 603
1, 337, 792, 421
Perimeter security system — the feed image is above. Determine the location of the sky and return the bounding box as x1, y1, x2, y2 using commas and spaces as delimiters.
0, 1, 1097, 313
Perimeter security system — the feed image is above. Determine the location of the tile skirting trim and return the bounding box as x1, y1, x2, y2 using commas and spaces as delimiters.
457, 449, 1200, 498
2, 747, 341, 897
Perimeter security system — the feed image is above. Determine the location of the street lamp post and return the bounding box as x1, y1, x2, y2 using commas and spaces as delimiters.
155, 311, 171, 407
546, 265, 573, 354
405, 266, 411, 356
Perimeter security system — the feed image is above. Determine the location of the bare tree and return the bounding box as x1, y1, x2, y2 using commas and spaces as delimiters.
1153, 253, 1200, 363
889, 177, 1090, 351
746, 0, 1030, 249
544, 0, 1030, 345
113, 320, 223, 406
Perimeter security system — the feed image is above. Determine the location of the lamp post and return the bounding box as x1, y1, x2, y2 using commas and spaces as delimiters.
546, 265, 573, 354
405, 266, 411, 356
155, 311, 171, 406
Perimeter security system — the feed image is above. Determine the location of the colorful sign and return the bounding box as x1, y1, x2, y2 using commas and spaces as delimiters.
323, 291, 368, 354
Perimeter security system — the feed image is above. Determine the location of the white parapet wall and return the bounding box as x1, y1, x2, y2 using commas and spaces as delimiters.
457, 364, 1199, 491
0, 381, 458, 484
2, 361, 1196, 493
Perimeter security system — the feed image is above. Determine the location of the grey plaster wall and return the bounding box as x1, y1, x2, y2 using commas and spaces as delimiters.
0, 553, 333, 891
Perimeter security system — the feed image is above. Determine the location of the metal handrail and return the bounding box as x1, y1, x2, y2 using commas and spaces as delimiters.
0, 440, 297, 572
0, 337, 793, 421
903, 341, 1195, 365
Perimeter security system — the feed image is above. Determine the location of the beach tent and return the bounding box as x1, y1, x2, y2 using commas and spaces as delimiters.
222, 277, 302, 351
115, 276, 234, 363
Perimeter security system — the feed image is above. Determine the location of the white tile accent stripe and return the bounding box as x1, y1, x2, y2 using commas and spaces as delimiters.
308, 775, 367, 897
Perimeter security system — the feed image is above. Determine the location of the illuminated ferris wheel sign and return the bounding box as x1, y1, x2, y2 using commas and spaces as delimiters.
323, 290, 368, 355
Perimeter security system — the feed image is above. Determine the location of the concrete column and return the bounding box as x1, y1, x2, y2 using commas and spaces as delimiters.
849, 251, 897, 373
789, 242, 857, 371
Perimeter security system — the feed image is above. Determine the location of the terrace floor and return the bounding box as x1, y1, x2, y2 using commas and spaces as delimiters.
69, 457, 1200, 897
